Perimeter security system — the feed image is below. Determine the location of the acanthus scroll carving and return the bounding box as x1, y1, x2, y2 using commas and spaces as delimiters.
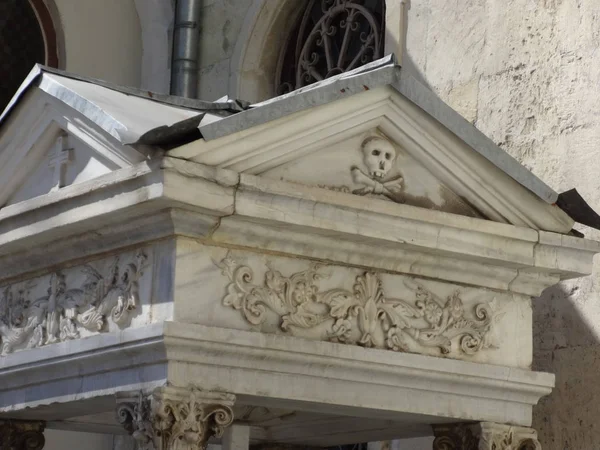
0, 250, 148, 355
217, 258, 501, 356
117, 387, 235, 450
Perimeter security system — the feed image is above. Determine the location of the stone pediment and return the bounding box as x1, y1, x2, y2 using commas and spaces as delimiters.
173, 81, 573, 234
0, 86, 148, 207
261, 131, 480, 218
0, 61, 577, 234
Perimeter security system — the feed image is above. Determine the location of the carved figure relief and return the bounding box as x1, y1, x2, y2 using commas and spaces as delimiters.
217, 258, 501, 356
117, 387, 235, 450
0, 250, 148, 355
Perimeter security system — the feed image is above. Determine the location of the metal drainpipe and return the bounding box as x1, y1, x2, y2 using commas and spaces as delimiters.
170, 0, 202, 98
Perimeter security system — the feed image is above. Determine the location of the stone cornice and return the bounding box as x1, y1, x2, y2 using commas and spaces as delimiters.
0, 157, 597, 295
0, 322, 554, 426
0, 323, 167, 412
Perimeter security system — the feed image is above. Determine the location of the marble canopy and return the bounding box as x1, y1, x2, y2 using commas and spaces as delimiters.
0, 57, 598, 450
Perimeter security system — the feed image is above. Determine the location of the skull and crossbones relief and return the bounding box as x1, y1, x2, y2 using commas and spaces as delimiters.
351, 137, 404, 201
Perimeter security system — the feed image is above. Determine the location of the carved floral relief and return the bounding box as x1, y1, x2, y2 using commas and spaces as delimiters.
0, 250, 148, 355
216, 257, 502, 356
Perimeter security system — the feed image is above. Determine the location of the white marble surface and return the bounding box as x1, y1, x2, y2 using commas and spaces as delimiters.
174, 241, 533, 367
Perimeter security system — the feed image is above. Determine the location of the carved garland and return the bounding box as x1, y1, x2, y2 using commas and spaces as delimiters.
217, 258, 500, 355
0, 251, 147, 355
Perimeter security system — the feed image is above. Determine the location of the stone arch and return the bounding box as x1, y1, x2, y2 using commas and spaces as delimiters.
230, 0, 408, 103
50, 0, 142, 88
30, 0, 63, 68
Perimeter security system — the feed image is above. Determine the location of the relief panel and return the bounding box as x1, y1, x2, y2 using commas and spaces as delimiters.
173, 241, 533, 368
0, 248, 154, 355
262, 131, 481, 218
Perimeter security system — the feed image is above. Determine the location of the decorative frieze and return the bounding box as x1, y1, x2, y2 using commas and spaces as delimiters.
217, 257, 501, 355
432, 423, 542, 450
0, 420, 46, 450
117, 387, 235, 450
0, 250, 148, 355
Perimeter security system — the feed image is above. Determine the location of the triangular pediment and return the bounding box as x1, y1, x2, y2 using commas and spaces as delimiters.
0, 87, 147, 207
172, 82, 573, 233
262, 130, 481, 218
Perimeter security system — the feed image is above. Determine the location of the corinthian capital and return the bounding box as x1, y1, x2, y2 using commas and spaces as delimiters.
432, 422, 542, 450
0, 420, 46, 450
116, 387, 235, 450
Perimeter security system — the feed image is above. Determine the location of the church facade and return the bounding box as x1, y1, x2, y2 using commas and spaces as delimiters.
1, 1, 600, 450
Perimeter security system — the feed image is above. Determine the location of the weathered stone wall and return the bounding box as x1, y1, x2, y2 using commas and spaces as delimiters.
404, 1, 600, 449
197, 0, 253, 100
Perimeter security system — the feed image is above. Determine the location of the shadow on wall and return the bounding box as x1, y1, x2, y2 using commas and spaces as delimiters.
400, 54, 432, 92
532, 276, 600, 449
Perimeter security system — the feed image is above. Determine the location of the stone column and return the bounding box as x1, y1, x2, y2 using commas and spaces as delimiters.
116, 386, 235, 450
0, 420, 46, 450
432, 422, 542, 450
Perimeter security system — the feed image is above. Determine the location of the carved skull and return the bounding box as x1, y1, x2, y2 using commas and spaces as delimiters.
362, 137, 397, 179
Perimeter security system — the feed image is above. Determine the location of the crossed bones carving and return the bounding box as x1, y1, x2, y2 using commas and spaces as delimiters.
351, 167, 404, 199
350, 137, 404, 202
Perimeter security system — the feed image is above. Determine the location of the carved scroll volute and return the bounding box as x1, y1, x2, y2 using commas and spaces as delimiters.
432, 424, 478, 450
433, 423, 542, 450
116, 387, 235, 450
0, 420, 46, 450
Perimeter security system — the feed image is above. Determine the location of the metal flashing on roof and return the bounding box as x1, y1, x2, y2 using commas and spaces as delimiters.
198, 55, 399, 141
0, 64, 248, 132
392, 71, 559, 205
0, 56, 590, 218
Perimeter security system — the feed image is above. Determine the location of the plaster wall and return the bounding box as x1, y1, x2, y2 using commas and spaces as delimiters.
52, 0, 142, 88
196, 0, 254, 101
400, 1, 600, 449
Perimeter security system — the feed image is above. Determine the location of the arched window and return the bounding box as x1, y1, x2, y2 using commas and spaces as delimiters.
277, 0, 386, 95
0, 0, 59, 111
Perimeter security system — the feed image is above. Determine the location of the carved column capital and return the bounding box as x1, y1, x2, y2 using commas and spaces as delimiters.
116, 387, 235, 450
432, 422, 542, 450
0, 420, 46, 450
432, 423, 479, 450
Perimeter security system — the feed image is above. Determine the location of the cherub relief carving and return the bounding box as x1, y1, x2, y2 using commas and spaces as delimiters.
351, 137, 404, 202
